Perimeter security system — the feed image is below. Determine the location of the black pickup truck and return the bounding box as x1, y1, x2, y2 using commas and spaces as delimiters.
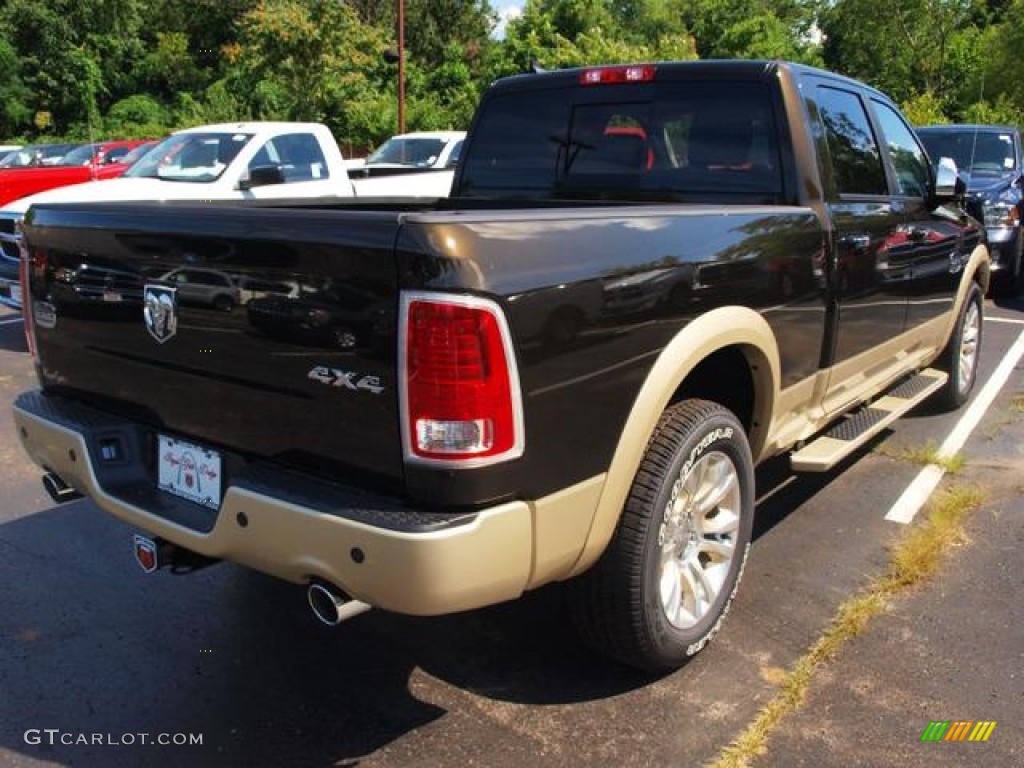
13, 61, 988, 670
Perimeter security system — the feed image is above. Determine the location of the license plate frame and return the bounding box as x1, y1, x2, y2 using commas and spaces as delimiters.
156, 434, 222, 509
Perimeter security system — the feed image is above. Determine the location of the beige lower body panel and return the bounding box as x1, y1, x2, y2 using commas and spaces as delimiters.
819, 316, 947, 418
15, 402, 609, 616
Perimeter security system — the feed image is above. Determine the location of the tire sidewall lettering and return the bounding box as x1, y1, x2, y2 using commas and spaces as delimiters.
681, 426, 734, 479
685, 542, 750, 657
646, 418, 750, 659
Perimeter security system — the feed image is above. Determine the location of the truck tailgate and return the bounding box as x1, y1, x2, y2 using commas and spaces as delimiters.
23, 202, 405, 485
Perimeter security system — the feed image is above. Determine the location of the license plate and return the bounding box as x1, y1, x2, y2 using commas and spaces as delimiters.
102, 291, 122, 302
157, 435, 222, 509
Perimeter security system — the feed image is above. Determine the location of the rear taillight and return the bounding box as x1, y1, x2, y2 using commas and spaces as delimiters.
17, 221, 37, 360
579, 64, 656, 85
400, 292, 523, 466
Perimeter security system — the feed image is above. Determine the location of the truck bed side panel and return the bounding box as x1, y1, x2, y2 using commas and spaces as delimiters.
398, 206, 825, 505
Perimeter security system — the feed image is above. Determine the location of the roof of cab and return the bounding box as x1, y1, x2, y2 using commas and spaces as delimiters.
487, 59, 888, 101
173, 122, 330, 135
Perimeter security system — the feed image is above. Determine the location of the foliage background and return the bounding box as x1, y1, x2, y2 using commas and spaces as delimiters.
0, 0, 1020, 153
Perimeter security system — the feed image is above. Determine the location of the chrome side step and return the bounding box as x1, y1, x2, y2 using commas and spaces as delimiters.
790, 368, 948, 472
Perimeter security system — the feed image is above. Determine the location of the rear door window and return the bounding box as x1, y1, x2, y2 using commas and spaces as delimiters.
815, 86, 886, 196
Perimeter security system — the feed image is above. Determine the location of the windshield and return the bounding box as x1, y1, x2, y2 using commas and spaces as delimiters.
56, 144, 100, 166
366, 137, 447, 167
118, 142, 156, 166
919, 130, 1017, 176
124, 132, 253, 182
0, 144, 76, 168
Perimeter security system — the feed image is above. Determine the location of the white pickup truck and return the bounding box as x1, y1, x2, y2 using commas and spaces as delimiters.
352, 130, 466, 170
0, 121, 455, 309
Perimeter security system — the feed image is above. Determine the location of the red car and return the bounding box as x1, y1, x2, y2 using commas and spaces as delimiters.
0, 139, 154, 207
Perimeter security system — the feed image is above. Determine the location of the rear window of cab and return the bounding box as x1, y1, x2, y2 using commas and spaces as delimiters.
456, 81, 783, 203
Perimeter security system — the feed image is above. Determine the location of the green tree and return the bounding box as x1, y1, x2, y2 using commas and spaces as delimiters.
0, 38, 34, 136
104, 94, 173, 137
820, 0, 978, 105
0, 0, 154, 136
145, 0, 259, 73
140, 32, 203, 99
494, 0, 696, 79
404, 1, 495, 70
1, 0, 88, 134
76, 0, 147, 111
976, 0, 1024, 120
407, 41, 483, 133
224, 0, 393, 147
901, 90, 950, 125
338, 0, 496, 142
682, 0, 823, 62
961, 95, 1024, 126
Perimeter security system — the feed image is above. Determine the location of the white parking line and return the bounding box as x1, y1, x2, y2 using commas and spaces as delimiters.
0, 316, 24, 326
987, 316, 1024, 325
885, 328, 1024, 524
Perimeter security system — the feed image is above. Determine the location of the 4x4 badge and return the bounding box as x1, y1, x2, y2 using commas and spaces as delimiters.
143, 284, 177, 343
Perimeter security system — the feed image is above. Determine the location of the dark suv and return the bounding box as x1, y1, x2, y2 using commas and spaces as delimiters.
917, 124, 1022, 295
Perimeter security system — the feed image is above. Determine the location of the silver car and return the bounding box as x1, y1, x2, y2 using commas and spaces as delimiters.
160, 268, 240, 312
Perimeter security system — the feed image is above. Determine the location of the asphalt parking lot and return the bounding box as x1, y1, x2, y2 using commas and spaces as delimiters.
1, 297, 1022, 768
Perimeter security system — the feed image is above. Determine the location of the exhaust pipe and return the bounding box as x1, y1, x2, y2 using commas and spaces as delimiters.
307, 582, 371, 626
43, 472, 82, 504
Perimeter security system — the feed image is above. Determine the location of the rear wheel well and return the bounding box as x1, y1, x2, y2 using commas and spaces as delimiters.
670, 346, 756, 435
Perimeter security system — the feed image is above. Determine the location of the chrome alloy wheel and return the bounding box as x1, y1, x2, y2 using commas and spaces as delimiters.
957, 300, 980, 394
657, 450, 741, 629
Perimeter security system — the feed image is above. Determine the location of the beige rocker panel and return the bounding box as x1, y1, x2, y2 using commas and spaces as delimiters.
564, 306, 782, 580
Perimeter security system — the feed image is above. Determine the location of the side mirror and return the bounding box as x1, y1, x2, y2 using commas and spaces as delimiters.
933, 156, 965, 201
239, 164, 286, 190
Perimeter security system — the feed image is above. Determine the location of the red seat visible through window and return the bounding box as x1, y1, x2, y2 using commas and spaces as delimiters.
603, 126, 654, 170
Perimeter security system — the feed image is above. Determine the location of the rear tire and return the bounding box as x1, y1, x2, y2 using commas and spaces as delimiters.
568, 399, 754, 671
933, 282, 983, 411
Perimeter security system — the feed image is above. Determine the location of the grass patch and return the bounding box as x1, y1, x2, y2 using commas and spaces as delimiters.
708, 485, 985, 768
882, 485, 983, 590
1011, 393, 1024, 413
874, 440, 965, 474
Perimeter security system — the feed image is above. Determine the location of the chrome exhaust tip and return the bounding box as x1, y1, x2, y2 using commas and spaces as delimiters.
42, 472, 82, 504
307, 582, 371, 626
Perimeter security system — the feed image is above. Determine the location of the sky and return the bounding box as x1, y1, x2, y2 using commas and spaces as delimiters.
493, 1, 525, 39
